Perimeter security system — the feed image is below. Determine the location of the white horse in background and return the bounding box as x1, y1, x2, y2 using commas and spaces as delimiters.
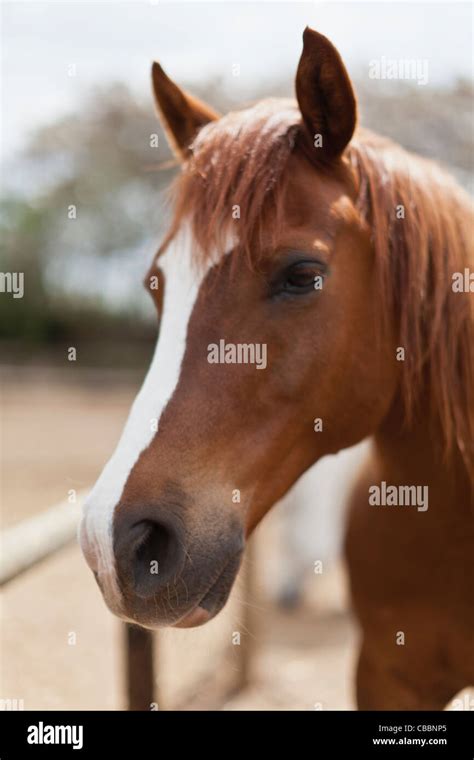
273, 441, 370, 607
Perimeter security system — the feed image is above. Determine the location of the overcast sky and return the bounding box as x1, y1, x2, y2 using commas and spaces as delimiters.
1, 1, 472, 157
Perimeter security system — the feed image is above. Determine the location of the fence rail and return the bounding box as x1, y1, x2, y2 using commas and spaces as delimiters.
1, 493, 255, 710
0, 496, 83, 585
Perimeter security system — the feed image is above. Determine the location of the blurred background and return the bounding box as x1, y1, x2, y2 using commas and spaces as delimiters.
1, 1, 472, 710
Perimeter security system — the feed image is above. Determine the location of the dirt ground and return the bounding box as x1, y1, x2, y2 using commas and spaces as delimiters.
1, 368, 470, 710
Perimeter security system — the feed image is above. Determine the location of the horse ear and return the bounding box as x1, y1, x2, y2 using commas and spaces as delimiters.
295, 27, 357, 161
151, 61, 220, 160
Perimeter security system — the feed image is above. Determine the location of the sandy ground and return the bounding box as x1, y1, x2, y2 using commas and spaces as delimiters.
1, 368, 470, 710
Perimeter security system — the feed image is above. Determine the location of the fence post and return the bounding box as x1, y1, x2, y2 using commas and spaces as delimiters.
124, 623, 156, 711
235, 536, 257, 690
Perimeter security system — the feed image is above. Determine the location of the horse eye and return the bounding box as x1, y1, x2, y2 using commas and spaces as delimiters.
278, 261, 324, 296
286, 267, 315, 289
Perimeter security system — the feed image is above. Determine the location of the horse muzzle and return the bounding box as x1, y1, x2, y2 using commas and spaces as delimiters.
81, 499, 245, 629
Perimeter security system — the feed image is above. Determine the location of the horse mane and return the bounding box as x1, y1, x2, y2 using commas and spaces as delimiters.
159, 99, 474, 475
348, 131, 474, 476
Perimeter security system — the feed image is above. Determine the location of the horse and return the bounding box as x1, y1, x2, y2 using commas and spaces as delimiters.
80, 27, 474, 710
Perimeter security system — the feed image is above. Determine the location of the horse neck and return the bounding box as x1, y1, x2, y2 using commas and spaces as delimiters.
373, 391, 473, 513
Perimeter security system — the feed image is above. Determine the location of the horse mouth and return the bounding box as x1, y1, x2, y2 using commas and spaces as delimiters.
173, 552, 242, 629
173, 606, 211, 628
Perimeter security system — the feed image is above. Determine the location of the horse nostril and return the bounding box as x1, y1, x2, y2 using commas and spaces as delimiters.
129, 519, 182, 599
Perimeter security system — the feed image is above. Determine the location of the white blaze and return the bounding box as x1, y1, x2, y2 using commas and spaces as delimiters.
80, 243, 201, 609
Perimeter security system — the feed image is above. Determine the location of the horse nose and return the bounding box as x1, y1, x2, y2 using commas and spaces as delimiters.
114, 508, 186, 599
